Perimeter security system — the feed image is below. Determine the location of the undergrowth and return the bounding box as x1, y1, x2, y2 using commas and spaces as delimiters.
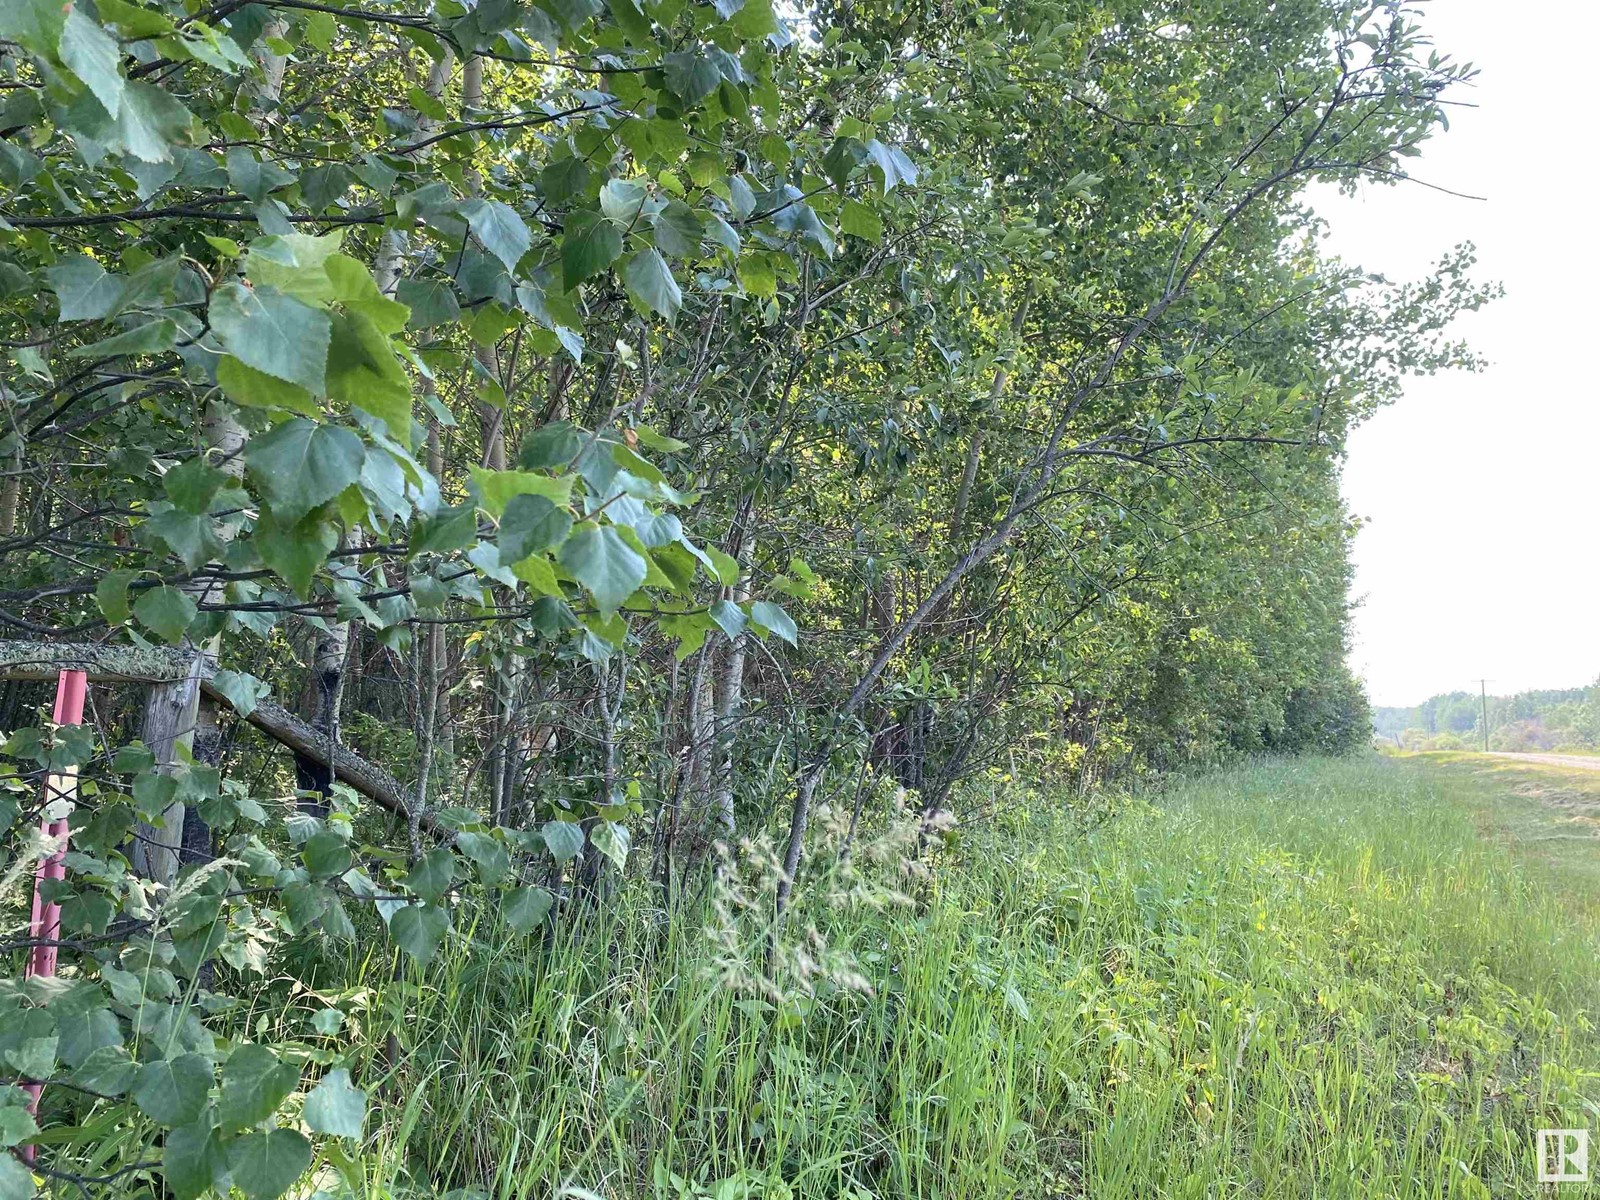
227, 757, 1600, 1198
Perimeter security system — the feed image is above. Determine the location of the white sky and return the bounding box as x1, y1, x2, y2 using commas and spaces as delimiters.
1314, 0, 1600, 707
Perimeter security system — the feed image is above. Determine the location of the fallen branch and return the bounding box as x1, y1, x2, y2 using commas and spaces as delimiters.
0, 640, 425, 826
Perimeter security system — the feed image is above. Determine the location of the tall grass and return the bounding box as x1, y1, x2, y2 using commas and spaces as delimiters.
274, 756, 1599, 1199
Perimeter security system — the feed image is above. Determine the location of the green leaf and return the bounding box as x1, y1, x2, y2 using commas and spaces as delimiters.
737, 253, 776, 298
651, 200, 702, 258
704, 544, 740, 585
326, 310, 412, 440
456, 831, 510, 884
164, 457, 229, 514
242, 233, 343, 304
96, 569, 137, 625
498, 493, 573, 562
132, 1053, 212, 1126
598, 178, 647, 226
730, 0, 777, 35
409, 504, 478, 556
301, 831, 352, 879
663, 48, 723, 105
650, 540, 696, 591
622, 249, 681, 321
67, 78, 190, 163
709, 599, 746, 640
460, 198, 532, 272
70, 1045, 136, 1096
778, 201, 834, 258
559, 524, 646, 614
325, 254, 409, 334
396, 278, 460, 330
163, 1122, 225, 1200
112, 744, 156, 774
60, 10, 125, 120
303, 1068, 366, 1138
518, 422, 583, 470
706, 213, 741, 255
48, 256, 122, 321
133, 584, 198, 644
865, 139, 918, 192
226, 148, 297, 203
0, 1100, 38, 1150
216, 355, 319, 416
254, 511, 336, 598
591, 820, 630, 870
750, 600, 797, 646
0, 0, 67, 56
0, 1153, 35, 1200
209, 669, 267, 718
542, 819, 584, 862
0, 1010, 51, 1079
469, 467, 574, 517
503, 885, 553, 932
541, 156, 590, 204
390, 903, 449, 964
513, 554, 560, 595
218, 1044, 300, 1130
561, 209, 622, 292
228, 1129, 311, 1200
148, 508, 220, 569
209, 282, 332, 395
404, 847, 456, 903
244, 418, 365, 525
840, 198, 884, 242
97, 0, 172, 36
632, 426, 688, 454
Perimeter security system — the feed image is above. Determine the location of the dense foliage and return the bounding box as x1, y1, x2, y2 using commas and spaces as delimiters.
1377, 682, 1600, 753
0, 0, 1496, 1194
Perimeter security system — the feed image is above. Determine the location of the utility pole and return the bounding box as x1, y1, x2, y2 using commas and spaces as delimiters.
1473, 678, 1492, 753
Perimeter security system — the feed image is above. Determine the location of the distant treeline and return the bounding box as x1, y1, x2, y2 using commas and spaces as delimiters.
1374, 684, 1600, 752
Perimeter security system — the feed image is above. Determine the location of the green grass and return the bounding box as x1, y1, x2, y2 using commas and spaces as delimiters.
1385, 751, 1600, 917
277, 756, 1599, 1199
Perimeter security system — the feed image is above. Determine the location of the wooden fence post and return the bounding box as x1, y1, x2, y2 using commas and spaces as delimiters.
127, 651, 206, 887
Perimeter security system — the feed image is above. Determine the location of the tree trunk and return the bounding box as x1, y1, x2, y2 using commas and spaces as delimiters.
688, 646, 715, 830
0, 441, 20, 538
951, 291, 1031, 540
409, 618, 443, 861
660, 644, 713, 871
128, 653, 204, 886
577, 655, 624, 897
294, 579, 354, 816
709, 512, 755, 839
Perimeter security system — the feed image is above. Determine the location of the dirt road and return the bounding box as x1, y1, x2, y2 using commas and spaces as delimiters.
1487, 751, 1600, 772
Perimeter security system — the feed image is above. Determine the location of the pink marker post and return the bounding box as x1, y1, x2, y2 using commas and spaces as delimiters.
20, 668, 87, 1166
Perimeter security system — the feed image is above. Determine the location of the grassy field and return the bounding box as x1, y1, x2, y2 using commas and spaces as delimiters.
1389, 750, 1600, 918
253, 755, 1600, 1199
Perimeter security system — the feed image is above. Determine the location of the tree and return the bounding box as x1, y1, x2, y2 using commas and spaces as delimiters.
0, 0, 1495, 1191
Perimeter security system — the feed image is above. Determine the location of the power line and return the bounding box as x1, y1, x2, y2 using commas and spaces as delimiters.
1472, 678, 1494, 754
